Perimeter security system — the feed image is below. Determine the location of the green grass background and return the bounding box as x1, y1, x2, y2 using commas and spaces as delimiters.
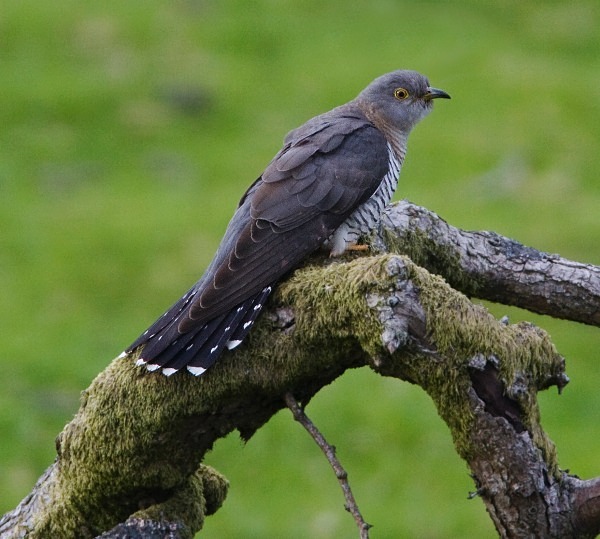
1, 0, 600, 537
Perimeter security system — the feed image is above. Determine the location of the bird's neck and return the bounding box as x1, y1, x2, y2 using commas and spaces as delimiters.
357, 104, 408, 163
379, 126, 408, 164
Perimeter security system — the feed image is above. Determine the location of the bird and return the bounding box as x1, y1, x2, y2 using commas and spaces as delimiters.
122, 70, 450, 376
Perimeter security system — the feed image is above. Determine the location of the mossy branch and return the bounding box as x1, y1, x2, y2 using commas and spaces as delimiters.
2, 201, 600, 537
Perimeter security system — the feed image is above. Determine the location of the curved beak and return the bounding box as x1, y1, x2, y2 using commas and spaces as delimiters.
424, 87, 451, 101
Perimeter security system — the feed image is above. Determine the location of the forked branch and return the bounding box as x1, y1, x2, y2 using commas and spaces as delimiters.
2, 201, 599, 538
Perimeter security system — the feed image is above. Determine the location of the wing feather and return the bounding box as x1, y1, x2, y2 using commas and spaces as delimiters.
130, 107, 391, 362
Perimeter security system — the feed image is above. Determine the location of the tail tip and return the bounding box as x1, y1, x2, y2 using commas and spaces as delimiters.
187, 365, 207, 376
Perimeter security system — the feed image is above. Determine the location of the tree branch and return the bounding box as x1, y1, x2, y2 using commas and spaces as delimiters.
284, 392, 371, 538
2, 201, 600, 537
378, 200, 600, 327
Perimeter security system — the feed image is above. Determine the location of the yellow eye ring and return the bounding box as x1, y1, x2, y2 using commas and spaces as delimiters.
394, 87, 409, 100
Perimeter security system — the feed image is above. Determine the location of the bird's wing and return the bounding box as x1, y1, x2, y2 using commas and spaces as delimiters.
178, 114, 390, 330
129, 113, 391, 351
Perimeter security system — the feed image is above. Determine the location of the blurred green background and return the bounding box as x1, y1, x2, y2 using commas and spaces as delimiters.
1, 0, 599, 537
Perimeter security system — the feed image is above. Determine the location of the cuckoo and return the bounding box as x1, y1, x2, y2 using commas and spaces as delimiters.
123, 70, 450, 376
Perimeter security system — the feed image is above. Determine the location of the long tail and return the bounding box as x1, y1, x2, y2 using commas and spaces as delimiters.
125, 285, 273, 376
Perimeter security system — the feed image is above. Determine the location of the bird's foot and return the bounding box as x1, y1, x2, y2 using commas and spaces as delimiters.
329, 242, 369, 258
346, 243, 369, 252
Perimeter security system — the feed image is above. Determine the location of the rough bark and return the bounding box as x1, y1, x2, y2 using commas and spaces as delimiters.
378, 201, 600, 326
1, 201, 599, 538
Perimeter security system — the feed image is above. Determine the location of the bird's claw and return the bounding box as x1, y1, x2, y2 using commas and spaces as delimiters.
346, 243, 369, 252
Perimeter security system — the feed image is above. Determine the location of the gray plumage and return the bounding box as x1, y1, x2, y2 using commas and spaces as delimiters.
124, 69, 450, 376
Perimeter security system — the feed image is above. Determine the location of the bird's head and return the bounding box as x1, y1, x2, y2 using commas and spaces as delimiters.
356, 70, 450, 137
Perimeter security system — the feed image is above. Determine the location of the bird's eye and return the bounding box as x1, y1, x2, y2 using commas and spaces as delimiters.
394, 87, 410, 100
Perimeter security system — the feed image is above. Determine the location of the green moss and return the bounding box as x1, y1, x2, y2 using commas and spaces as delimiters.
28, 359, 234, 537
278, 256, 392, 354
279, 253, 564, 476
404, 260, 563, 473
131, 465, 228, 538
382, 223, 479, 294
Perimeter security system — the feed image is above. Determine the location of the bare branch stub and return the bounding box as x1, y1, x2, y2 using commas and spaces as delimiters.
284, 392, 372, 539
